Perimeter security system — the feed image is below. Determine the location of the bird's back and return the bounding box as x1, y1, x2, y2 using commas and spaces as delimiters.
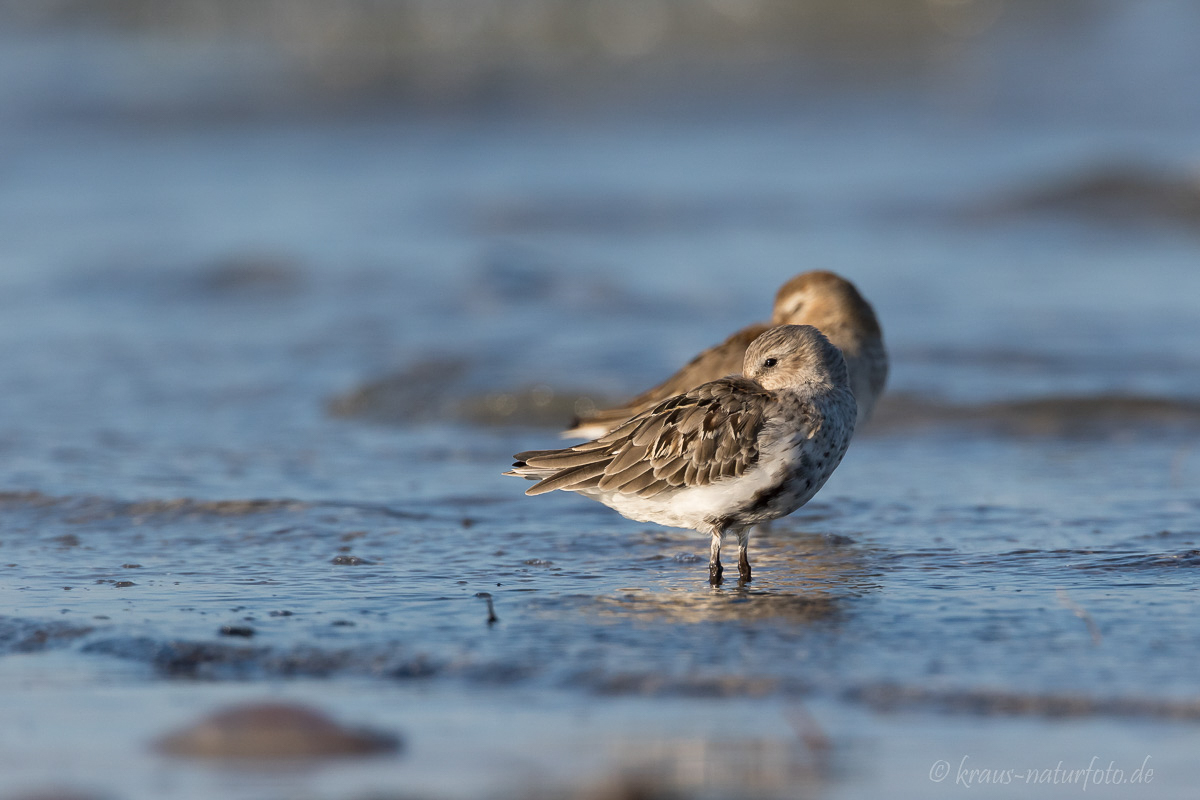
563, 323, 768, 439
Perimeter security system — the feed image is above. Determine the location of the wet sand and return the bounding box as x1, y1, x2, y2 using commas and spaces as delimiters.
3, 3, 1200, 798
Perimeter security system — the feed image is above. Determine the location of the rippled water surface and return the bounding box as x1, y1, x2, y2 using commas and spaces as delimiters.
3, 5, 1200, 798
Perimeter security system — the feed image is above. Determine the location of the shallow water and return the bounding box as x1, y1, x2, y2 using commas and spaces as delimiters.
3, 4, 1200, 798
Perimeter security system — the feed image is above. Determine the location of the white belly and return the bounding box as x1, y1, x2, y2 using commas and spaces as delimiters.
584, 433, 807, 533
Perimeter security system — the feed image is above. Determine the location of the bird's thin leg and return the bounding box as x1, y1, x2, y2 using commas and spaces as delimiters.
736, 528, 752, 583
709, 530, 724, 585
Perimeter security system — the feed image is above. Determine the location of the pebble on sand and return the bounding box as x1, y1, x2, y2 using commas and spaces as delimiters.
154, 702, 400, 760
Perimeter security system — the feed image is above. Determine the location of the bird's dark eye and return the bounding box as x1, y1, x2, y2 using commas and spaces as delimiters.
763, 358, 777, 368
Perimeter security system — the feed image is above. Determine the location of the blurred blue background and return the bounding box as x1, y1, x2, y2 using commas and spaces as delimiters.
2, 3, 1200, 799
3, 0, 1200, 450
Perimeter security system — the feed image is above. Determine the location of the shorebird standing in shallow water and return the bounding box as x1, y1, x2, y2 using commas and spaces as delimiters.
564, 270, 886, 440
506, 325, 856, 585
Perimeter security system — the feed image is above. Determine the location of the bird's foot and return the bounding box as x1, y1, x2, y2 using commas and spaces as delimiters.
709, 561, 724, 586
738, 556, 752, 584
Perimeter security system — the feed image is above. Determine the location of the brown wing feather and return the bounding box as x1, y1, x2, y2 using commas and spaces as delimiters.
518, 377, 774, 498
563, 324, 769, 437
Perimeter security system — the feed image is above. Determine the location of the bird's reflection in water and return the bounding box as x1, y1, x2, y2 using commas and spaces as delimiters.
594, 529, 877, 624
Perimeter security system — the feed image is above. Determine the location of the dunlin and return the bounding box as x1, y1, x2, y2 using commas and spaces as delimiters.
564, 270, 886, 439
507, 325, 856, 585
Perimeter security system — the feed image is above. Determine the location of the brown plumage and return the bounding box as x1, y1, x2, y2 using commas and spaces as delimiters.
516, 376, 772, 499
563, 270, 885, 439
507, 325, 857, 585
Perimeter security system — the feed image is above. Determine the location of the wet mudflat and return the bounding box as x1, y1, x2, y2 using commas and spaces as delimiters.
1, 428, 1198, 798
4, 4, 1200, 798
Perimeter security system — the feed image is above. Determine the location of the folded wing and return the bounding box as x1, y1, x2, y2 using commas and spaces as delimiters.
562, 324, 769, 438
512, 377, 775, 499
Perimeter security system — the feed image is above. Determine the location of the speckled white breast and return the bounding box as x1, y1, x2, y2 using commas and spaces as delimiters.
583, 384, 856, 535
